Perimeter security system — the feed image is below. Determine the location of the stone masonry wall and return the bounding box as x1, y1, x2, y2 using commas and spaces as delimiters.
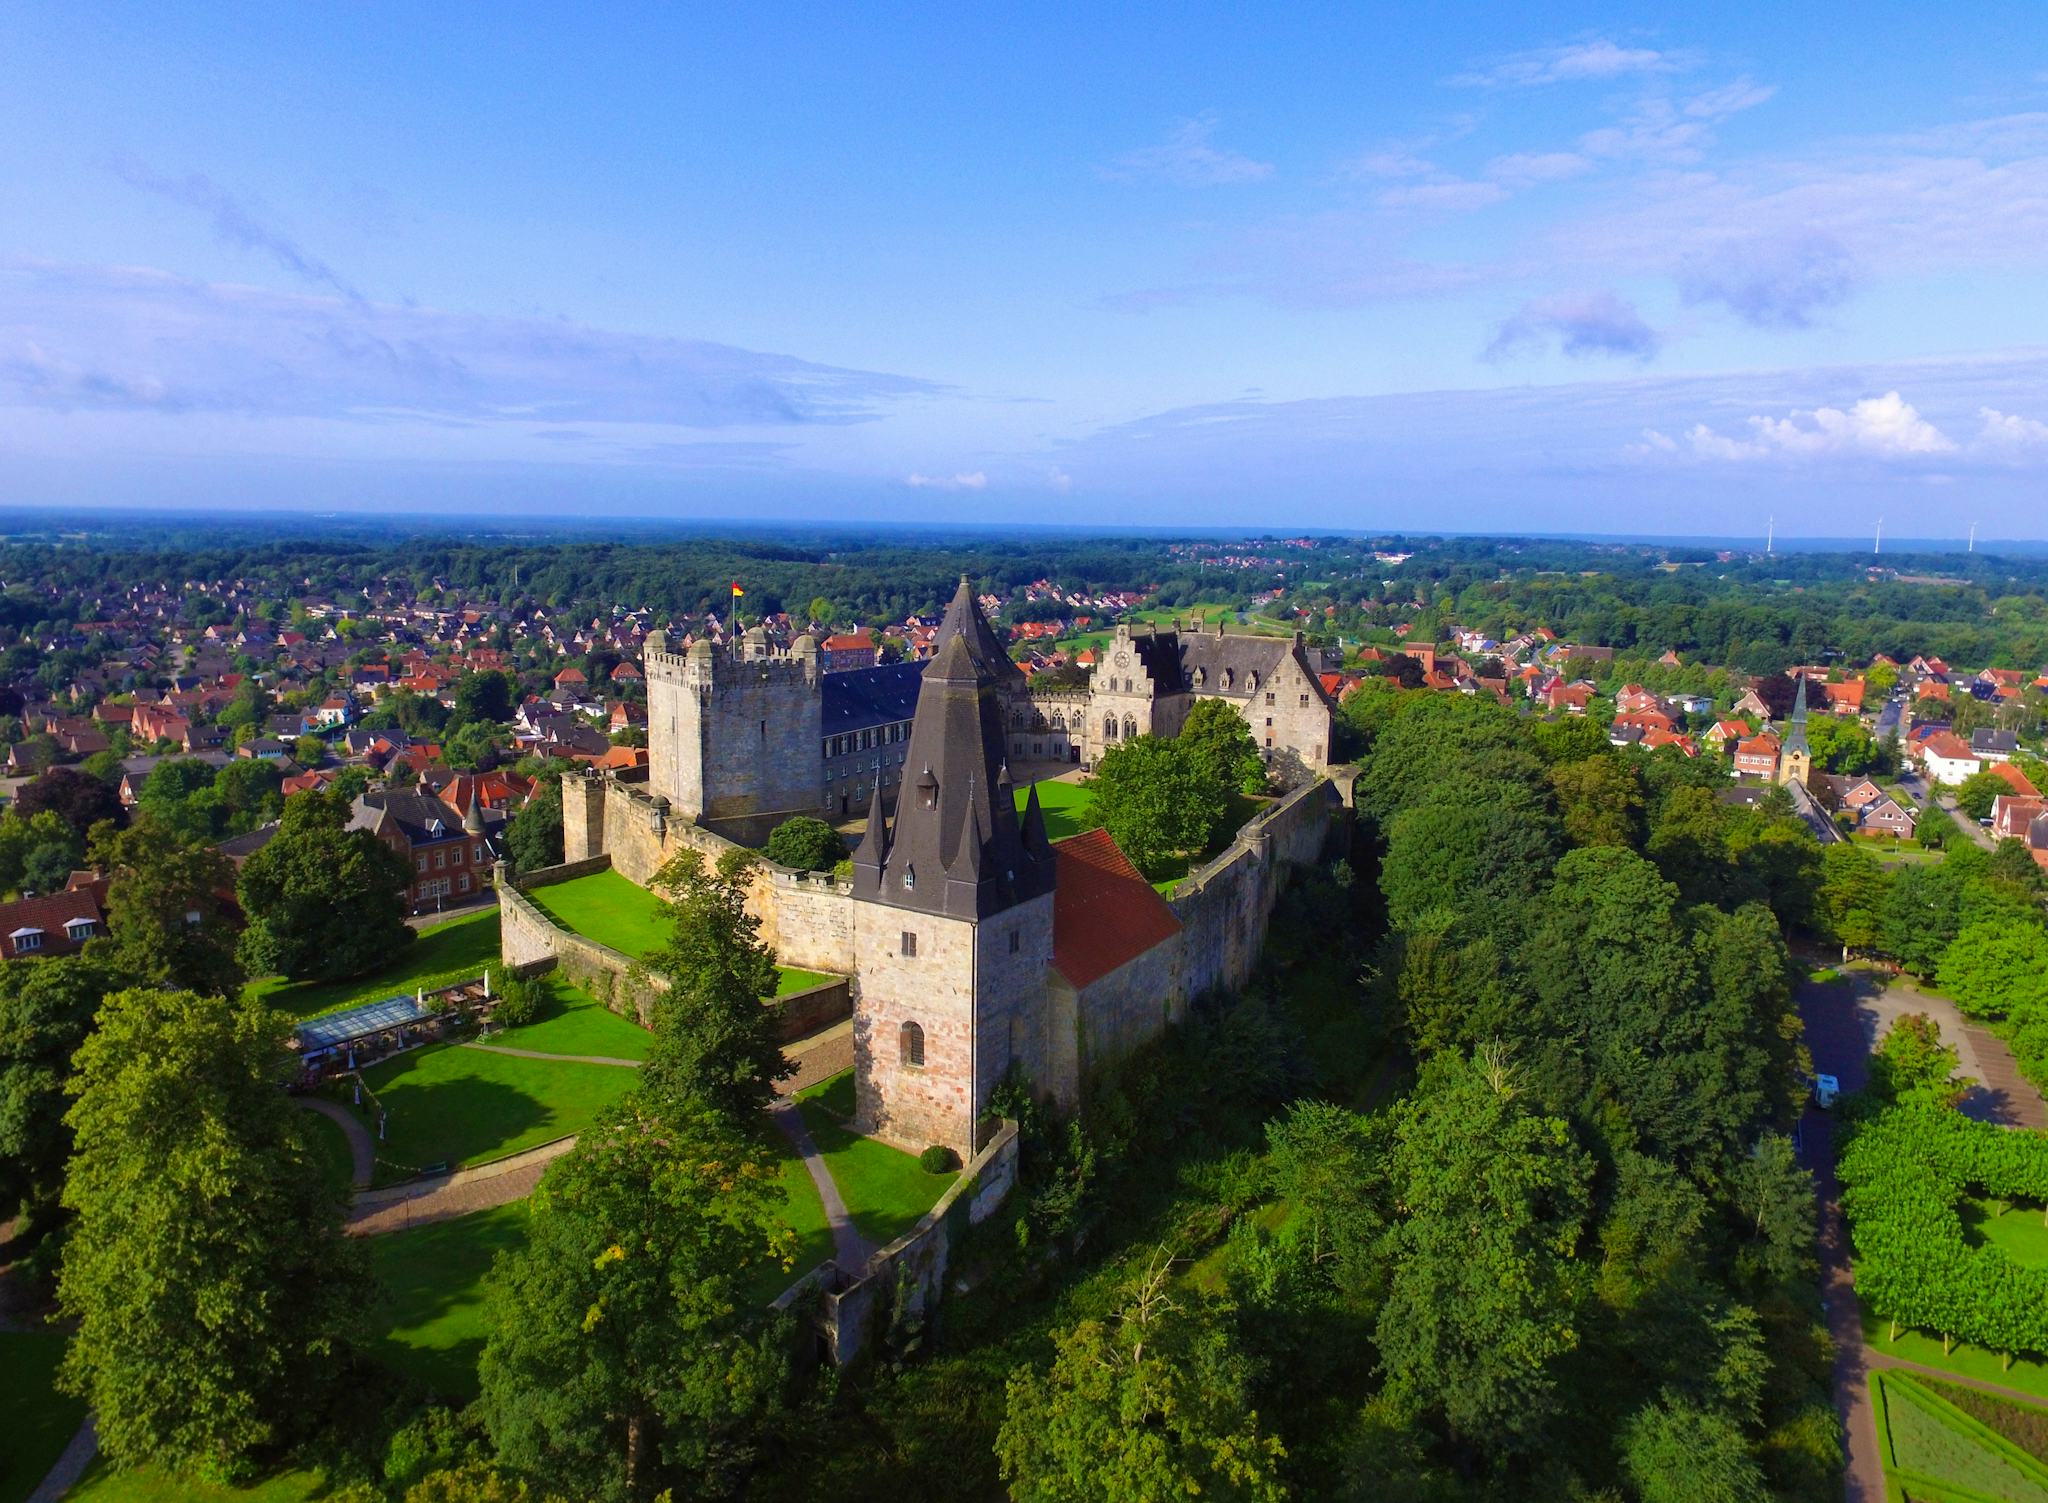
852, 905, 980, 1157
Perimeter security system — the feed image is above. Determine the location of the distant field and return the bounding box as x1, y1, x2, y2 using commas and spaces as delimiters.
248, 908, 499, 1021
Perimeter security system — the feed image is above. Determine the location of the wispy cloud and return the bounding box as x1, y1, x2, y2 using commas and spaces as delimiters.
1678, 232, 1855, 328
1103, 116, 1272, 186
0, 261, 940, 428
107, 158, 367, 304
1578, 77, 1775, 163
1486, 290, 1660, 361
1377, 179, 1508, 213
1485, 151, 1593, 185
1451, 39, 1689, 89
905, 470, 988, 490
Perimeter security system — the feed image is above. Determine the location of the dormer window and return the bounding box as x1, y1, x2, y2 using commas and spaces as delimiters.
11, 927, 43, 952
916, 766, 938, 810
902, 864, 916, 892
64, 918, 96, 940
1246, 671, 1259, 692
1222, 668, 1234, 689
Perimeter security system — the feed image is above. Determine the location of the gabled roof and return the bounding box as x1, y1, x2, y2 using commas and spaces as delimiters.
1050, 827, 1182, 989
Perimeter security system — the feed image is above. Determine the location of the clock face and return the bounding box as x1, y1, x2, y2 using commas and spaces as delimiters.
1114, 652, 1128, 668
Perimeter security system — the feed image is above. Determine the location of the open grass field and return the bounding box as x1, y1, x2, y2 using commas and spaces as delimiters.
1875, 1369, 2048, 1502
1017, 777, 1095, 841
367, 1199, 530, 1399
0, 1329, 85, 1503
247, 907, 499, 1021
1961, 1196, 2048, 1268
527, 868, 667, 957
795, 1070, 955, 1248
353, 1041, 638, 1175
65, 1462, 328, 1503
527, 870, 833, 998
486, 978, 651, 1059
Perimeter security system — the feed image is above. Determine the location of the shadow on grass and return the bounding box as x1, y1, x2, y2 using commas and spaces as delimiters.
347, 1066, 551, 1176
367, 1202, 532, 1400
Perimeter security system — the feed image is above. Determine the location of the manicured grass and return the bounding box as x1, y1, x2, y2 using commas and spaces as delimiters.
1961, 1196, 2048, 1269
795, 1074, 955, 1248
65, 1461, 328, 1503
1860, 1294, 2048, 1402
1016, 777, 1095, 841
528, 870, 836, 999
1876, 1370, 2048, 1502
247, 908, 500, 1021
774, 966, 835, 997
796, 1067, 857, 1119
745, 1145, 834, 1308
1922, 1374, 2048, 1466
486, 978, 651, 1060
0, 1329, 85, 1503
301, 1108, 359, 1195
367, 1199, 530, 1399
526, 868, 668, 958
352, 1041, 638, 1175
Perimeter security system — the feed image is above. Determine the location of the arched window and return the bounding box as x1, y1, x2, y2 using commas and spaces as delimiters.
1049, 712, 1065, 732
1123, 714, 1138, 740
900, 1021, 925, 1068
1104, 716, 1119, 740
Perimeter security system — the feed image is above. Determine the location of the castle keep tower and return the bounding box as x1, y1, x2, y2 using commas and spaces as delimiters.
849, 588, 1058, 1157
644, 625, 823, 846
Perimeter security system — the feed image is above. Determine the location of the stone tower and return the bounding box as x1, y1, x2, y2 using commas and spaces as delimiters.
848, 585, 1058, 1157
1778, 672, 1813, 787
643, 625, 823, 845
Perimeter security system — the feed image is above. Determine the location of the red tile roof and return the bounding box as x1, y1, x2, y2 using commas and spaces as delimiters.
1050, 827, 1181, 989
1989, 760, 2041, 797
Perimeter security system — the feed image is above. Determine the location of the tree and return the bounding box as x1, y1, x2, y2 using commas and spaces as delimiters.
293, 733, 326, 766
0, 808, 86, 896
1956, 768, 2014, 821
0, 952, 123, 1228
1548, 754, 1643, 848
996, 1254, 1288, 1503
14, 765, 120, 839
640, 848, 790, 1119
1177, 696, 1267, 798
1619, 1394, 1769, 1503
763, 815, 845, 873
136, 756, 222, 840
1372, 1049, 1593, 1452
1817, 842, 1891, 953
1936, 922, 2048, 1019
479, 1101, 794, 1502
1867, 1013, 1971, 1111
1088, 735, 1219, 879
501, 778, 564, 874
452, 670, 516, 728
58, 988, 369, 1479
237, 790, 414, 982
1264, 1100, 1385, 1295
1379, 780, 1562, 933
214, 757, 285, 835
89, 817, 245, 998
1725, 1133, 1815, 1287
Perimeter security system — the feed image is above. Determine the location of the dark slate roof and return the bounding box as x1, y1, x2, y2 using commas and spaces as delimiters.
1781, 673, 1811, 757
351, 790, 502, 846
1118, 624, 1329, 704
822, 662, 923, 735
1972, 728, 2020, 755
935, 576, 1022, 688
854, 614, 1055, 920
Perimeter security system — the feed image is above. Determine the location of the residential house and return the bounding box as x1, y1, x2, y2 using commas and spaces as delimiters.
1918, 731, 1983, 787
1971, 729, 2019, 764
1705, 718, 1750, 752
1993, 794, 2048, 842
349, 790, 502, 913
1733, 732, 1782, 780
0, 874, 110, 960
1818, 679, 1867, 715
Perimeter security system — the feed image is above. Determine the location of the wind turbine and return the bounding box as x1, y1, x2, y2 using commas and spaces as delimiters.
1968, 521, 1977, 553
1874, 517, 1883, 556
1766, 515, 1774, 555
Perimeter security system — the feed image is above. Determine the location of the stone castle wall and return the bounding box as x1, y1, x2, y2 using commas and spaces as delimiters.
852, 905, 980, 1156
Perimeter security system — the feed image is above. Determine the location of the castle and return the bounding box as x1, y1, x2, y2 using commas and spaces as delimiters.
637, 579, 1338, 842
530, 581, 1344, 1157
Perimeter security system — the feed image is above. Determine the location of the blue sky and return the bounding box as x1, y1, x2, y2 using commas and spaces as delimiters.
7, 3, 2048, 536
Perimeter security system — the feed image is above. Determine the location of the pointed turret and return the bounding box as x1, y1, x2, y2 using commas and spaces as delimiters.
1782, 673, 1811, 757
851, 779, 890, 880
1020, 781, 1052, 859
935, 574, 1022, 686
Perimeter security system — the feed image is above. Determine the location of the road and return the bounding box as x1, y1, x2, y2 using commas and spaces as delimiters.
1895, 769, 1995, 851
1797, 965, 2048, 1502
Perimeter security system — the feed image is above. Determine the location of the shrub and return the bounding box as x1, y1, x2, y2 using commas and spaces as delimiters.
919, 1144, 957, 1174
493, 974, 549, 1028
765, 816, 845, 873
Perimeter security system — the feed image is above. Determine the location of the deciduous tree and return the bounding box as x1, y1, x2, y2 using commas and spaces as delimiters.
89, 816, 244, 998
236, 789, 414, 981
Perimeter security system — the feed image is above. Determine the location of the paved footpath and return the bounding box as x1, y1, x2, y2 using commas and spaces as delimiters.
769, 1100, 872, 1271
462, 1041, 642, 1067
1799, 966, 2048, 1503
295, 1096, 375, 1189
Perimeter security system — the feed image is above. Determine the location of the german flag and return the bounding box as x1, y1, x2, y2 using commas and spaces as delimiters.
730, 581, 745, 598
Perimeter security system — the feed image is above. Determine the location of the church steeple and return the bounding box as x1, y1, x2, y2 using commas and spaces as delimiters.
853, 597, 1054, 919
1782, 673, 1811, 757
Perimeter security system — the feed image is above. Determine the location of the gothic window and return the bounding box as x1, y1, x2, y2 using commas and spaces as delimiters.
1050, 712, 1065, 732
900, 1021, 925, 1068
1123, 714, 1138, 739
1104, 716, 1119, 741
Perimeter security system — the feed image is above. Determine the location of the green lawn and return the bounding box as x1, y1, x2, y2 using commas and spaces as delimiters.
526, 868, 668, 958
746, 1145, 834, 1307
1017, 777, 1095, 841
1861, 1296, 2048, 1402
300, 1108, 359, 1195
351, 1041, 638, 1176
795, 1071, 955, 1248
527, 870, 833, 999
248, 908, 500, 1021
0, 1329, 85, 1503
487, 978, 651, 1059
1961, 1197, 2048, 1269
64, 1462, 328, 1503
1875, 1369, 2048, 1502
367, 1199, 531, 1399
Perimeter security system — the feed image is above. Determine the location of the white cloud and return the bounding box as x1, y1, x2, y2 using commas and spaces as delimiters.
1453, 40, 1686, 89
1346, 148, 1438, 179
1376, 179, 1508, 212
905, 470, 988, 490
1673, 391, 1956, 461
1046, 466, 1074, 494
1979, 407, 2048, 447
1103, 116, 1272, 186
1579, 77, 1775, 163
1485, 151, 1593, 185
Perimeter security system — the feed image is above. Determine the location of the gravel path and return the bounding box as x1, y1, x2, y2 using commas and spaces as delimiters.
770, 1100, 872, 1271
25, 1415, 96, 1503
347, 1136, 576, 1236
461, 1041, 642, 1068
295, 1096, 375, 1189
